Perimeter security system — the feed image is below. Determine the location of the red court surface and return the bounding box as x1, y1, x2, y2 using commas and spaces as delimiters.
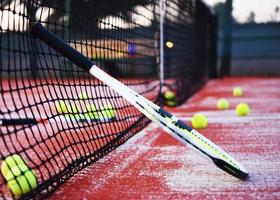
47, 77, 280, 199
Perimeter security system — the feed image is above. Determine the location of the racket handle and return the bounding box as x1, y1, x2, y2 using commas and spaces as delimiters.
32, 23, 93, 71
0, 118, 38, 126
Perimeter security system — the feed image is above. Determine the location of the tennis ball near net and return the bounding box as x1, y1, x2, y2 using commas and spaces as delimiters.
1, 155, 37, 197
191, 113, 208, 129
82, 104, 97, 119
235, 103, 250, 116
100, 104, 117, 119
86, 104, 96, 113
233, 87, 243, 97
55, 101, 68, 114
83, 113, 97, 120
163, 90, 177, 106
56, 100, 79, 114
7, 170, 37, 197
82, 104, 97, 120
166, 100, 177, 107
163, 90, 176, 100
1, 154, 28, 181
216, 98, 230, 110
68, 103, 79, 114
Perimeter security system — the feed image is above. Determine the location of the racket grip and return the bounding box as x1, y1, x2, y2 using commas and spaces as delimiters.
0, 118, 38, 126
32, 23, 93, 71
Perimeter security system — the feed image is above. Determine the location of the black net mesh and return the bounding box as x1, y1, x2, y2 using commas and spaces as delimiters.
162, 0, 217, 105
0, 0, 216, 198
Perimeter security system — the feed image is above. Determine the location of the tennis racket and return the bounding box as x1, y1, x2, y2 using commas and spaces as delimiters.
32, 23, 248, 179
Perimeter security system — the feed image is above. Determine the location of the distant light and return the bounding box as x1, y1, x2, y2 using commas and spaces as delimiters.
166, 41, 174, 48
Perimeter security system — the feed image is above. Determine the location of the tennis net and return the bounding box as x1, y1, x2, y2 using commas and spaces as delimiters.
0, 0, 216, 198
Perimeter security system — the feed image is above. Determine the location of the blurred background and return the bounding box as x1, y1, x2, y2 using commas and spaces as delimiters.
203, 0, 280, 76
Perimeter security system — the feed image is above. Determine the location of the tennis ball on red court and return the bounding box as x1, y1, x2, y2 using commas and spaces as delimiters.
217, 98, 230, 110
1, 154, 29, 181
233, 87, 243, 97
7, 170, 37, 197
236, 103, 250, 116
191, 113, 208, 129
55, 101, 68, 114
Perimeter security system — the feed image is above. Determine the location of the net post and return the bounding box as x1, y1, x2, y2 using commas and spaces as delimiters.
159, 0, 166, 94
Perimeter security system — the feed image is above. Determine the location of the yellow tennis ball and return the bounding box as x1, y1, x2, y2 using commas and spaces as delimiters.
166, 100, 177, 107
1, 155, 28, 181
84, 105, 98, 119
73, 114, 84, 120
3, 165, 29, 182
68, 103, 79, 114
78, 92, 89, 100
83, 113, 97, 120
55, 101, 68, 114
7, 170, 37, 197
233, 87, 243, 97
191, 113, 208, 129
163, 91, 177, 106
100, 104, 117, 119
217, 98, 230, 110
86, 104, 96, 113
236, 103, 250, 116
163, 90, 176, 100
